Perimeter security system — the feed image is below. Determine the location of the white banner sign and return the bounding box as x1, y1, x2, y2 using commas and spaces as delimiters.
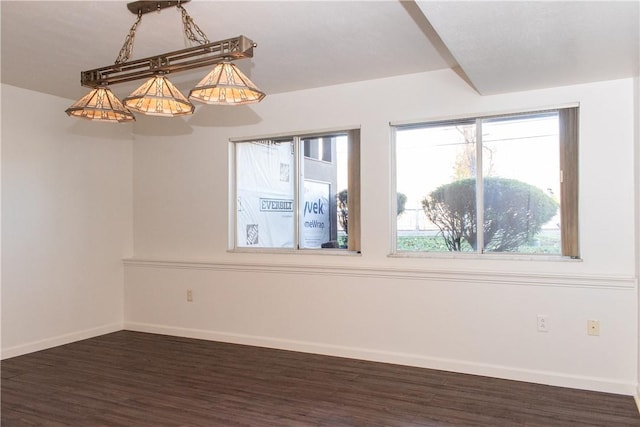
301, 180, 330, 248
236, 142, 294, 248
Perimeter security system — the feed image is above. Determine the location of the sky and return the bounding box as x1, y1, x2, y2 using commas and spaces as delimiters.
395, 114, 560, 210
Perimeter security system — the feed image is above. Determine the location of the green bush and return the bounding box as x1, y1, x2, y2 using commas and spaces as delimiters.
422, 177, 558, 252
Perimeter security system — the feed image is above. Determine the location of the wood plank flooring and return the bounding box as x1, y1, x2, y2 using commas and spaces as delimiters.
2, 331, 639, 426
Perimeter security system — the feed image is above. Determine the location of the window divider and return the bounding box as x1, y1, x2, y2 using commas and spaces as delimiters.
347, 129, 361, 253
294, 136, 302, 250
228, 141, 237, 250
475, 119, 485, 253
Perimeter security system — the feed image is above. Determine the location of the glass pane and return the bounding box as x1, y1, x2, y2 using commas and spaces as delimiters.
481, 113, 560, 254
396, 122, 477, 252
236, 140, 294, 248
300, 135, 348, 249
303, 138, 332, 162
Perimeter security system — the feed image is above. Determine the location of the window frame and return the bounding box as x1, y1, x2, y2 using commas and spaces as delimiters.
390, 105, 579, 259
229, 128, 361, 254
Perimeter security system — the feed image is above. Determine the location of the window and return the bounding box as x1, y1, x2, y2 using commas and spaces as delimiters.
393, 107, 578, 257
232, 130, 360, 252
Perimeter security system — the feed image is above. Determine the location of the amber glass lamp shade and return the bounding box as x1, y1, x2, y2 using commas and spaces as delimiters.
189, 62, 265, 105
65, 87, 135, 123
123, 75, 194, 116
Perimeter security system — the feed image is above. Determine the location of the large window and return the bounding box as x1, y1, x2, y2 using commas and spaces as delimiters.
393, 108, 578, 257
232, 130, 360, 252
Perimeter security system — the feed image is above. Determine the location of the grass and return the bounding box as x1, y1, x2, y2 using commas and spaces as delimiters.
397, 231, 561, 254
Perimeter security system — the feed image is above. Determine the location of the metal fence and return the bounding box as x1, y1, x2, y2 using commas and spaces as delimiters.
397, 208, 432, 231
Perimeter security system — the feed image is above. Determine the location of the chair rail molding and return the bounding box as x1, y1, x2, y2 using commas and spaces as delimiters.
123, 258, 636, 290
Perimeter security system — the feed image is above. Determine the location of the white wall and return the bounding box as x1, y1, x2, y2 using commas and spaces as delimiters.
125, 70, 638, 394
635, 75, 640, 401
1, 84, 132, 358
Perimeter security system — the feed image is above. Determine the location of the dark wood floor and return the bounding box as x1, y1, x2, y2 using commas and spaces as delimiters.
2, 331, 639, 426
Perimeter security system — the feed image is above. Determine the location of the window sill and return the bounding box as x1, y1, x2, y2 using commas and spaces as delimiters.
228, 248, 362, 256
388, 251, 581, 262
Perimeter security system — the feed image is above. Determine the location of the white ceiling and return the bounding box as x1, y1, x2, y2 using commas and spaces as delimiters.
1, 1, 638, 101
417, 0, 640, 95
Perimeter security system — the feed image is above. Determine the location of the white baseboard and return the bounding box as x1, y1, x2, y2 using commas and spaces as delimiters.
635, 390, 640, 415
1, 322, 123, 360
124, 321, 636, 396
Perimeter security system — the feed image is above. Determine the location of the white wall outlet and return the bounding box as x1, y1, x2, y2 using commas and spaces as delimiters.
537, 314, 549, 332
588, 319, 600, 336
187, 289, 193, 302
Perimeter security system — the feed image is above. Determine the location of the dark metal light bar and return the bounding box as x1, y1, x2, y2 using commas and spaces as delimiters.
80, 35, 256, 88
127, 0, 190, 15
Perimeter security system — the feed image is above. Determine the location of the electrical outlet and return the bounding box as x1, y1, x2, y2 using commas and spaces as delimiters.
187, 289, 193, 302
588, 319, 600, 336
537, 314, 549, 332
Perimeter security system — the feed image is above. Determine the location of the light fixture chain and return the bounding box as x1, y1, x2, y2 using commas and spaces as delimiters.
115, 11, 143, 65
177, 4, 209, 45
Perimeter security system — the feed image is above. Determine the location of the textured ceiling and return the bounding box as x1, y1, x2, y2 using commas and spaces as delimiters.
0, 1, 451, 101
417, 0, 640, 94
1, 1, 638, 101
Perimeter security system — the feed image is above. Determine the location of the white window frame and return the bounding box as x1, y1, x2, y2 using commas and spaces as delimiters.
390, 105, 579, 260
229, 128, 361, 254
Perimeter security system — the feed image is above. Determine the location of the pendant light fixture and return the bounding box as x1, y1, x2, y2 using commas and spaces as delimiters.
65, 0, 264, 123
65, 87, 135, 122
124, 74, 194, 116
189, 61, 265, 105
